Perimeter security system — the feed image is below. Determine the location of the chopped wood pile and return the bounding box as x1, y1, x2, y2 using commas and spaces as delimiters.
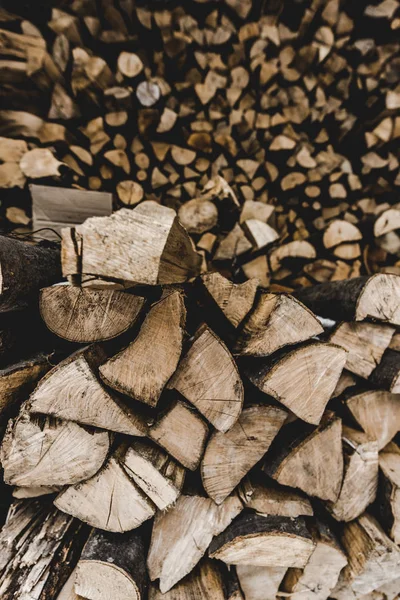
0, 201, 399, 600
0, 0, 400, 598
0, 0, 400, 288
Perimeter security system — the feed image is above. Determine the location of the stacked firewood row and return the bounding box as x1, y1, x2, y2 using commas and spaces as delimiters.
0, 202, 399, 599
0, 0, 400, 287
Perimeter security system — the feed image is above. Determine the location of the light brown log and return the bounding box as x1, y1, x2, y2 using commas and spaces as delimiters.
327, 426, 379, 522
147, 492, 243, 592
201, 272, 258, 328
376, 442, 400, 544
100, 291, 185, 407
149, 399, 209, 470
40, 286, 144, 343
330, 321, 394, 379
149, 560, 227, 600
201, 405, 287, 504
235, 292, 323, 356
168, 324, 243, 432
339, 513, 400, 595
120, 439, 185, 511
28, 347, 146, 436
61, 203, 202, 286
264, 412, 344, 502
178, 198, 218, 234
245, 479, 313, 518
345, 390, 400, 450
1, 411, 109, 487
282, 520, 347, 600
323, 220, 362, 249
54, 452, 155, 532
246, 342, 346, 425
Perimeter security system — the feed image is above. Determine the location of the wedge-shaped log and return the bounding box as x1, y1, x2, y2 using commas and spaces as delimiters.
282, 520, 347, 600
264, 412, 343, 502
339, 513, 400, 595
40, 285, 145, 343
323, 220, 362, 249
147, 492, 243, 592
201, 272, 258, 328
74, 529, 147, 600
376, 442, 400, 544
201, 405, 287, 504
327, 426, 378, 522
61, 202, 202, 285
236, 565, 287, 600
245, 478, 313, 518
209, 513, 315, 568
294, 274, 400, 326
0, 499, 87, 600
0, 354, 51, 420
330, 322, 394, 379
149, 399, 208, 470
120, 439, 185, 511
1, 412, 109, 487
246, 342, 346, 425
344, 390, 400, 450
149, 560, 227, 600
168, 324, 243, 432
0, 236, 61, 312
235, 293, 323, 356
13, 485, 61, 499
370, 349, 400, 393
28, 348, 146, 436
100, 291, 185, 407
54, 453, 155, 532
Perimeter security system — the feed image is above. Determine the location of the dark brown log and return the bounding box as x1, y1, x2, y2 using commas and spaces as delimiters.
0, 499, 89, 600
0, 236, 61, 312
74, 528, 147, 600
370, 349, 400, 393
294, 275, 400, 326
209, 512, 315, 568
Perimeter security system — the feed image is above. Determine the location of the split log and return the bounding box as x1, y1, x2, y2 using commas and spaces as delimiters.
244, 478, 313, 518
61, 203, 202, 286
330, 322, 395, 379
344, 390, 400, 450
0, 236, 61, 312
168, 324, 243, 432
236, 565, 287, 600
74, 529, 147, 600
100, 291, 185, 406
54, 452, 156, 532
264, 412, 344, 502
294, 275, 400, 326
1, 412, 109, 488
339, 513, 400, 595
28, 347, 146, 436
235, 292, 323, 356
282, 519, 347, 600
40, 285, 145, 343
13, 485, 60, 499
0, 353, 51, 421
178, 198, 218, 234
201, 272, 258, 328
375, 442, 400, 544
147, 492, 243, 592
246, 342, 346, 425
370, 349, 400, 393
120, 439, 185, 511
209, 512, 315, 568
323, 220, 362, 249
148, 398, 209, 470
200, 405, 287, 504
149, 560, 227, 600
327, 426, 379, 522
0, 499, 88, 600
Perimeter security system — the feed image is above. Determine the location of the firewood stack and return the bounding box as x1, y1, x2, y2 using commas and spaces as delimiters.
0, 201, 399, 600
0, 0, 400, 288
